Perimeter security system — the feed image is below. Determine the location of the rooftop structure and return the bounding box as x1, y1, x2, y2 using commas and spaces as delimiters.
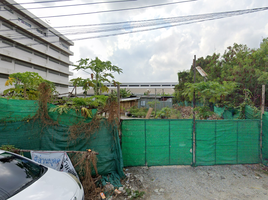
69, 82, 178, 96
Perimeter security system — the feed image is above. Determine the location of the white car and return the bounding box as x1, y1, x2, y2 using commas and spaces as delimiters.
0, 150, 84, 200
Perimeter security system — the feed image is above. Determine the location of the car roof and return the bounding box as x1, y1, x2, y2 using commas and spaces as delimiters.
0, 150, 5, 154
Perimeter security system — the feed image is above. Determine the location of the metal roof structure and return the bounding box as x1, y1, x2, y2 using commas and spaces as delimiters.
104, 82, 178, 88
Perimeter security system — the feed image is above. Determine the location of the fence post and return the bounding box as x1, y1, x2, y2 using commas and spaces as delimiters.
215, 121, 217, 165
169, 120, 171, 165
117, 84, 120, 120
260, 85, 265, 161
154, 88, 157, 117
236, 121, 239, 164
145, 120, 147, 166
192, 55, 196, 166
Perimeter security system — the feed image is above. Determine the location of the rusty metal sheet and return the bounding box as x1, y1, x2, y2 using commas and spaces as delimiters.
196, 66, 208, 77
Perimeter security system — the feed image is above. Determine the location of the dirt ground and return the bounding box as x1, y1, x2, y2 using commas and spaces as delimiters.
111, 164, 268, 200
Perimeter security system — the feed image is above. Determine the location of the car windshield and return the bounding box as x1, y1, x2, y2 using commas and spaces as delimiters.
0, 152, 47, 199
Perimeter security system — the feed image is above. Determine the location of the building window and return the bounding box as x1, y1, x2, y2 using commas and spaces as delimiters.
141, 101, 146, 106
4, 6, 13, 14
0, 73, 9, 79
15, 60, 32, 68
16, 29, 33, 40
61, 51, 69, 57
60, 73, 68, 78
60, 62, 69, 67
2, 22, 13, 30
34, 38, 46, 46
18, 18, 31, 28
55, 83, 68, 88
60, 84, 68, 88
34, 66, 47, 72
50, 45, 60, 53
36, 28, 42, 34
2, 40, 14, 47
61, 42, 69, 49
15, 44, 32, 54
1, 55, 12, 63
36, 28, 47, 37
49, 57, 59, 64
48, 70, 59, 75
34, 51, 47, 59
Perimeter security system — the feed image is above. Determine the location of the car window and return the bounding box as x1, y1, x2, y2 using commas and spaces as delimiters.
0, 152, 47, 199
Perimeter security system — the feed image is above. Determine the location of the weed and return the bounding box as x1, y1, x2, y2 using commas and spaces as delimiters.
131, 190, 145, 199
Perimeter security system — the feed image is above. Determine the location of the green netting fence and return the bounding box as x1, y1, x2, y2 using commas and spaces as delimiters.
195, 120, 260, 166
122, 119, 193, 166
2, 98, 268, 170
122, 118, 261, 167
262, 111, 268, 165
0, 98, 124, 183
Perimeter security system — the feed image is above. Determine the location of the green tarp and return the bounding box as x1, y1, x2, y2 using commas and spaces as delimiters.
0, 98, 38, 121
214, 106, 240, 119
0, 98, 97, 125
0, 98, 124, 180
245, 105, 261, 119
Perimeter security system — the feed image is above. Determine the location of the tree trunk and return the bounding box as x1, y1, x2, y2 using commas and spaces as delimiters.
23, 84, 27, 98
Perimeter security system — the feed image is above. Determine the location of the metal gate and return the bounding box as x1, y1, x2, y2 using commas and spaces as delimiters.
121, 119, 260, 167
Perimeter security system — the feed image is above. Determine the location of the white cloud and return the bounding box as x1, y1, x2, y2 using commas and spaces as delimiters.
16, 0, 268, 83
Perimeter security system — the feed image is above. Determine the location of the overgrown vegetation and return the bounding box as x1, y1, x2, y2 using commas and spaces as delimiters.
126, 106, 182, 119
175, 38, 268, 108
3, 72, 55, 100
114, 88, 133, 98
71, 57, 123, 95
0, 144, 19, 153
2, 76, 121, 200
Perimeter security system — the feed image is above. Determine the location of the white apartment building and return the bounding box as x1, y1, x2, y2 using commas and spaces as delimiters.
0, 0, 73, 94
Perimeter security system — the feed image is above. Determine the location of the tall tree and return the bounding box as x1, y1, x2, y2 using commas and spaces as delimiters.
73, 57, 123, 95
175, 38, 268, 106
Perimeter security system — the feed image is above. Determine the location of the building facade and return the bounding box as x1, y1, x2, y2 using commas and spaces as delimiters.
0, 0, 73, 94
69, 82, 178, 96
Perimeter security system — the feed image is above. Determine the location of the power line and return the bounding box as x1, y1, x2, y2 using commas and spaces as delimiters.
19, 0, 198, 19
70, 8, 268, 41
4, 6, 268, 41
1, 6, 268, 48
8, 0, 74, 5
11, 0, 138, 10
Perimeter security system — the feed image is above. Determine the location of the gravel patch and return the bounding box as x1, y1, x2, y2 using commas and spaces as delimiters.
117, 164, 268, 200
